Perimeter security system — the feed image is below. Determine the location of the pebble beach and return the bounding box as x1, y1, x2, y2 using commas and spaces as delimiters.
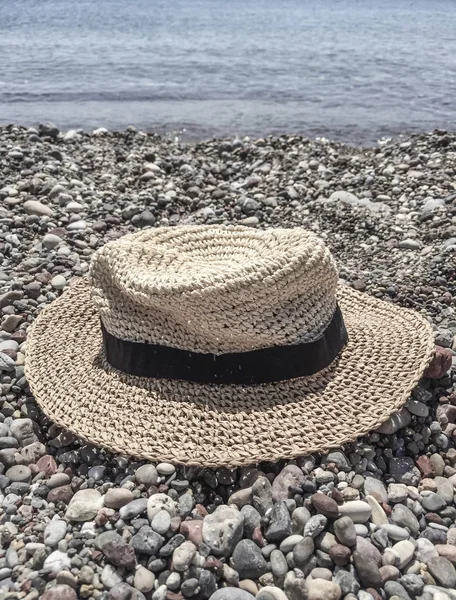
0, 124, 455, 600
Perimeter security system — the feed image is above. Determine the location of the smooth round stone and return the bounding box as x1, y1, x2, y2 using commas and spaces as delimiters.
147, 493, 177, 521
421, 492, 447, 512
392, 540, 415, 569
50, 275, 67, 290
311, 568, 332, 581
66, 201, 84, 213
209, 590, 255, 600
354, 524, 369, 537
166, 572, 181, 590
134, 566, 155, 593
44, 519, 67, 546
5, 465, 31, 482
338, 501, 372, 523
293, 536, 314, 564
23, 200, 54, 217
135, 464, 158, 487
270, 549, 288, 577
279, 534, 304, 553
43, 550, 71, 575
379, 565, 400, 581
334, 517, 357, 546
42, 234, 62, 250
380, 525, 410, 541
435, 477, 455, 504
88, 465, 106, 481
256, 586, 288, 600
66, 220, 86, 231
47, 473, 71, 488
104, 488, 134, 509
151, 510, 171, 535
156, 463, 175, 476
428, 556, 456, 588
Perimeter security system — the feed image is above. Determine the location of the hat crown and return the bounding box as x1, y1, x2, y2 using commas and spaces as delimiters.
89, 226, 339, 353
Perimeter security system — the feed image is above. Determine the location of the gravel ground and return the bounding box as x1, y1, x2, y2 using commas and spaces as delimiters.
0, 124, 455, 600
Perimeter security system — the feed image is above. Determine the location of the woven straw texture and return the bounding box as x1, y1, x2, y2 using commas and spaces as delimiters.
25, 226, 436, 467
89, 227, 339, 352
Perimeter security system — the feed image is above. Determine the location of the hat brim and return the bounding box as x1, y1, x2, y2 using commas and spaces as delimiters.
25, 279, 435, 467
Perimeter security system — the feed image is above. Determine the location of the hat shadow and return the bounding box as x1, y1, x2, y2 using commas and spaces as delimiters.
91, 350, 340, 415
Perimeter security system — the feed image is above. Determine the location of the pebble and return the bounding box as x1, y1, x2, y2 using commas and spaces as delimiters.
5, 464, 31, 482
334, 516, 357, 546
311, 493, 339, 518
427, 556, 456, 588
376, 408, 412, 434
202, 505, 244, 556
65, 488, 104, 521
256, 587, 288, 600
231, 539, 268, 579
364, 478, 388, 503
392, 540, 415, 569
156, 462, 175, 475
119, 498, 148, 520
50, 275, 67, 289
170, 540, 195, 572
147, 493, 177, 520
366, 495, 388, 525
391, 504, 420, 534
135, 464, 159, 486
307, 579, 342, 600
43, 550, 72, 575
271, 465, 305, 502
130, 525, 164, 555
293, 536, 315, 564
23, 199, 54, 216
265, 501, 292, 541
104, 487, 134, 509
209, 590, 255, 600
152, 509, 172, 534
338, 500, 372, 523
270, 549, 288, 576
44, 519, 67, 546
41, 585, 77, 600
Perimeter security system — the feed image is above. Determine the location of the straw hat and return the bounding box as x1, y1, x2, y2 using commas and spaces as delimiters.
25, 225, 435, 467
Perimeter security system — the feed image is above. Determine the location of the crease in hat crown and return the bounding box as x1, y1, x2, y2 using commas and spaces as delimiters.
89, 225, 340, 354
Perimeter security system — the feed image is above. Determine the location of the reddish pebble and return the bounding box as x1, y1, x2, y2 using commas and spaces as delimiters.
416, 455, 435, 478
252, 526, 265, 547
195, 504, 208, 517
311, 493, 339, 518
331, 488, 344, 505
367, 588, 382, 600
47, 485, 74, 505
437, 404, 456, 424
36, 455, 57, 476
166, 593, 184, 600
204, 556, 224, 578
329, 543, 351, 566
425, 513, 445, 525
180, 520, 203, 546
424, 346, 452, 379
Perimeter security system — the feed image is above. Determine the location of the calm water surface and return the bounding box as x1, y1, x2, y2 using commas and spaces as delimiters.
1, 0, 456, 143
